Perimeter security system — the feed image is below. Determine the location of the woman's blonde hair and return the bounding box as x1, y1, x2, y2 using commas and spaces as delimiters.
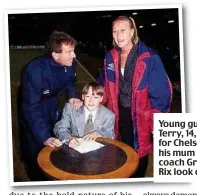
112, 16, 139, 45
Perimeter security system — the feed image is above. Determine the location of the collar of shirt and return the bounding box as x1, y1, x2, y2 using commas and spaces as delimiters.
50, 55, 69, 69
84, 106, 98, 124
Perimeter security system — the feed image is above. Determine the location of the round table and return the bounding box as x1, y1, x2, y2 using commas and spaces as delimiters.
37, 137, 139, 180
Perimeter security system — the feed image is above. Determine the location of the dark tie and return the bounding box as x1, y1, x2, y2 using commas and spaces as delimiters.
84, 113, 94, 135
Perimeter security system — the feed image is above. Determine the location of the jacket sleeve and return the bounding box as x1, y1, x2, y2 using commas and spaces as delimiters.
148, 55, 172, 112
53, 103, 72, 144
147, 55, 173, 130
21, 66, 51, 144
65, 59, 80, 99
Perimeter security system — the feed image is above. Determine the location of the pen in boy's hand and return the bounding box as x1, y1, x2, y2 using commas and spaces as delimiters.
73, 136, 80, 144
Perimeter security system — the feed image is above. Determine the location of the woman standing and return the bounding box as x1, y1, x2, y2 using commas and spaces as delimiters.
97, 16, 172, 177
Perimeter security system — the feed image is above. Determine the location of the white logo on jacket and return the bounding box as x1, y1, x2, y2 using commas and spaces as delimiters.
43, 90, 50, 94
107, 63, 115, 71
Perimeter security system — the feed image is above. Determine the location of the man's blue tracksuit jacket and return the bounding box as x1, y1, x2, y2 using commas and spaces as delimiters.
18, 55, 79, 162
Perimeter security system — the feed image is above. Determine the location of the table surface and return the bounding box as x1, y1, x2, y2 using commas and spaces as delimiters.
37, 137, 139, 180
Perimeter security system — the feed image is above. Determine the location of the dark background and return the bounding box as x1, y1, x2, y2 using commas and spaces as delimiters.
8, 8, 180, 82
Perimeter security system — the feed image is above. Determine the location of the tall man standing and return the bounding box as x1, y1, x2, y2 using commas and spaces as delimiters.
18, 31, 82, 180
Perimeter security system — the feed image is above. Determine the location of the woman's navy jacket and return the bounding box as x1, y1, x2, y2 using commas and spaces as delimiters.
97, 41, 172, 157
18, 55, 79, 159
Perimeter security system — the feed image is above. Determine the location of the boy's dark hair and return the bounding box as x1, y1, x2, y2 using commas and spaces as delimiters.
82, 82, 104, 96
45, 31, 77, 55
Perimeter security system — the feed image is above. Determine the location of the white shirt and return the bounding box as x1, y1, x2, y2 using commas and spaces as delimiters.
84, 107, 98, 124
120, 68, 125, 76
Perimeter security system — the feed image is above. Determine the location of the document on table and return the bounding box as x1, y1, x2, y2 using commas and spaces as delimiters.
74, 140, 105, 154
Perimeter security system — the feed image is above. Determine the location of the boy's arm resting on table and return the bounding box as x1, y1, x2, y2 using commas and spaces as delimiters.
53, 103, 73, 144
83, 131, 102, 141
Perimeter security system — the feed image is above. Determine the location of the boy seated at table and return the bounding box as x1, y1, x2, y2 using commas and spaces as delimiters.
53, 82, 115, 149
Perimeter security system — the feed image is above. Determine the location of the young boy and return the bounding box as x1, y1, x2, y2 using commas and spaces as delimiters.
53, 82, 115, 149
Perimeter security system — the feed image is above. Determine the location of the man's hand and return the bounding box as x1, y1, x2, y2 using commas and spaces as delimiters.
69, 98, 83, 110
68, 137, 82, 149
83, 131, 102, 141
44, 137, 62, 147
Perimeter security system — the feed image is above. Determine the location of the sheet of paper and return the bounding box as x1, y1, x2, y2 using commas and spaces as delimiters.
74, 140, 105, 154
